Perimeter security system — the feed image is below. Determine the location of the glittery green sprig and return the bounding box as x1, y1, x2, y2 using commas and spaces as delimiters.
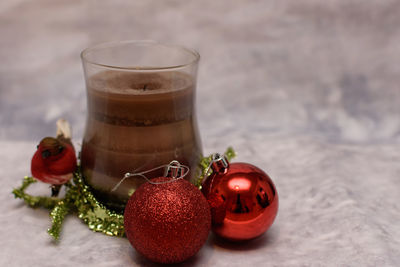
12, 177, 61, 209
12, 148, 235, 241
48, 200, 71, 240
13, 171, 125, 240
72, 171, 125, 237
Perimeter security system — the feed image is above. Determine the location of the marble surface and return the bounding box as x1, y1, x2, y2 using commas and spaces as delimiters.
1, 0, 399, 266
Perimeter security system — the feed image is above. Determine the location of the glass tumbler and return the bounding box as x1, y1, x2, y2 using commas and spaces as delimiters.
80, 41, 202, 211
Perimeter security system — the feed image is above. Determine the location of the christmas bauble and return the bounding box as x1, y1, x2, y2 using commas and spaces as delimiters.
124, 177, 211, 264
201, 155, 278, 241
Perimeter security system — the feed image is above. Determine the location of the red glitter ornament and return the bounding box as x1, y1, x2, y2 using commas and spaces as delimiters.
124, 174, 211, 264
201, 154, 278, 241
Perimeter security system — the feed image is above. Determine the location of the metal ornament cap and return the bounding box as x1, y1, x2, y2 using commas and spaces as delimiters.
163, 160, 184, 178
210, 153, 229, 174
201, 160, 278, 241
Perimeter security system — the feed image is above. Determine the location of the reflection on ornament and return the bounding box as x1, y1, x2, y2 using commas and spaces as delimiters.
202, 154, 278, 241
228, 177, 252, 191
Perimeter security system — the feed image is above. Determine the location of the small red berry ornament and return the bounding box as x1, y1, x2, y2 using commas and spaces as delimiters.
31, 119, 77, 195
124, 162, 211, 264
201, 154, 278, 241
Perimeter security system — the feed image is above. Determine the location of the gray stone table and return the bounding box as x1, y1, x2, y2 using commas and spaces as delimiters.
1, 1, 399, 266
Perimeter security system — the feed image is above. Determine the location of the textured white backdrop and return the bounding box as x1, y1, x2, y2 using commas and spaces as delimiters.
1, 0, 399, 266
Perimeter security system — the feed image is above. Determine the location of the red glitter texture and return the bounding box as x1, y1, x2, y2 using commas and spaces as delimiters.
124, 177, 211, 264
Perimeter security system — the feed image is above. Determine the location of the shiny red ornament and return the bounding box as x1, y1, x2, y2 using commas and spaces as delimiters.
124, 176, 211, 264
31, 137, 77, 185
201, 154, 278, 241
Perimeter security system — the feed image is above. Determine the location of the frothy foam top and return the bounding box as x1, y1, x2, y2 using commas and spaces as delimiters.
89, 70, 193, 95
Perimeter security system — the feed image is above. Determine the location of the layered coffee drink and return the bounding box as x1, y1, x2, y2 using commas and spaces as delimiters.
81, 70, 202, 211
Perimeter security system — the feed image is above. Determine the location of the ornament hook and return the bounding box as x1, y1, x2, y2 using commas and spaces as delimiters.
112, 161, 190, 192
211, 153, 229, 174
164, 160, 184, 178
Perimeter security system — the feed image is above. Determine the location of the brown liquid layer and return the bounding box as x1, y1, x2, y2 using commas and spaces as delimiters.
84, 117, 197, 152
86, 71, 193, 125
81, 143, 198, 199
81, 141, 198, 181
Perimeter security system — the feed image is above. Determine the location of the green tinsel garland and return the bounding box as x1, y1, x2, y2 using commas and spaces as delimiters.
12, 148, 235, 240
